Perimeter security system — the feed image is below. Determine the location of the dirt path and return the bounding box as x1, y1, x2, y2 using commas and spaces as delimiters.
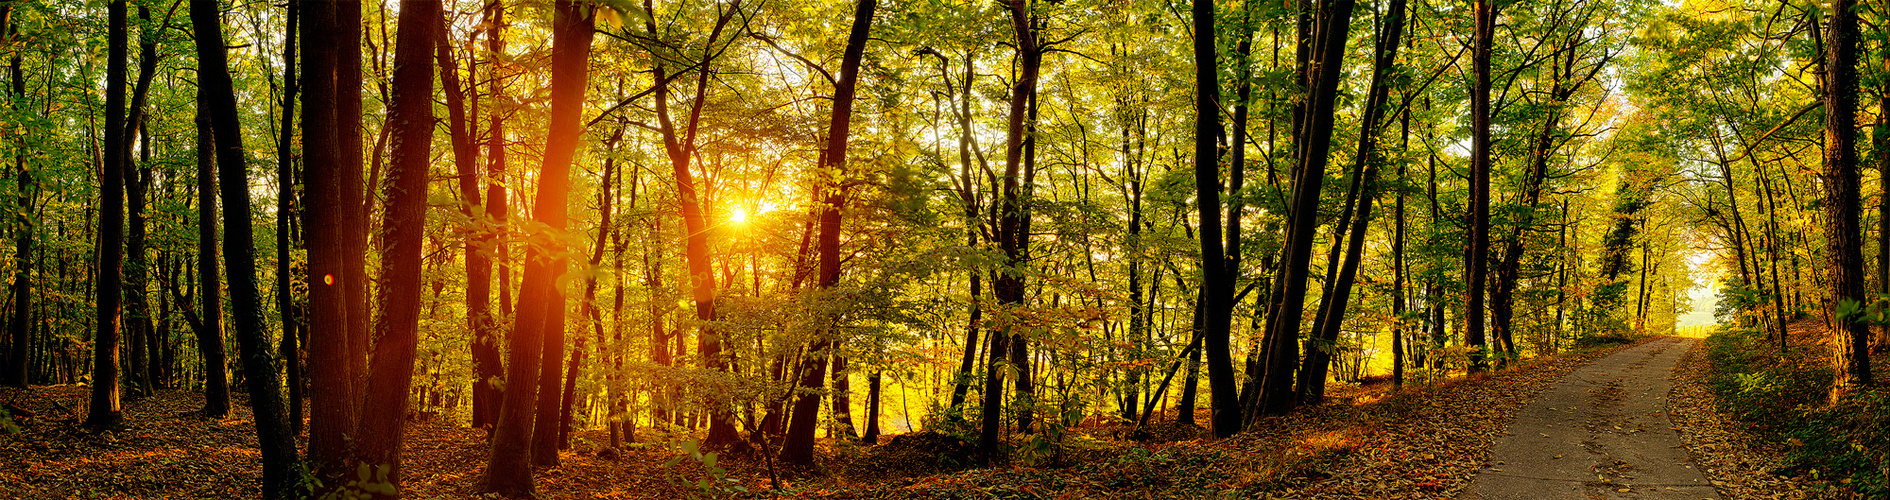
1463, 336, 1718, 500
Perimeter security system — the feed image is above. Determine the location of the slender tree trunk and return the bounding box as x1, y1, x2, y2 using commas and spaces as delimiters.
122, 6, 159, 397
275, 0, 302, 437
1298, 0, 1404, 405
436, 2, 499, 436
193, 0, 298, 494
86, 0, 128, 431
862, 371, 882, 444
1462, 0, 1495, 374
336, 0, 369, 402
194, 108, 231, 418
781, 0, 875, 464
354, 0, 437, 490
1255, 0, 1355, 418
481, 1, 592, 494
980, 0, 1041, 463
1825, 0, 1873, 391
0, 0, 27, 390
472, 0, 508, 431
530, 286, 567, 466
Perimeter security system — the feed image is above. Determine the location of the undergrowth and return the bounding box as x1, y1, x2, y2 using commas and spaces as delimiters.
1704, 325, 1890, 496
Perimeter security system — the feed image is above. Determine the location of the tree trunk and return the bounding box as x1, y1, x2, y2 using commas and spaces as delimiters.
275, 0, 302, 437
438, 1, 501, 434
1463, 0, 1495, 374
781, 0, 875, 464
302, 0, 362, 478
530, 286, 568, 466
122, 6, 159, 398
862, 371, 882, 444
86, 0, 128, 432
980, 0, 1041, 463
0, 0, 28, 390
1298, 0, 1404, 406
193, 0, 299, 494
354, 0, 437, 490
481, 1, 591, 494
1825, 0, 1873, 391
1254, 0, 1355, 418
473, 0, 508, 431
194, 108, 231, 418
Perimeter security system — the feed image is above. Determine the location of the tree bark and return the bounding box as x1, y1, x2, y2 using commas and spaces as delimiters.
481, 1, 591, 494
1825, 0, 1873, 391
275, 0, 302, 437
1298, 0, 1404, 406
980, 0, 1041, 463
192, 0, 299, 494
1254, 0, 1355, 418
1464, 0, 1498, 374
354, 0, 437, 490
85, 0, 128, 432
302, 0, 361, 478
473, 0, 508, 431
0, 0, 27, 390
781, 0, 875, 464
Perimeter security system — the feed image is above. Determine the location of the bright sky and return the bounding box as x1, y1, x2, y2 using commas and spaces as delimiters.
1673, 251, 1719, 328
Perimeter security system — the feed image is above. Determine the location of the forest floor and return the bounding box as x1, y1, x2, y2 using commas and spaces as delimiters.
0, 336, 1828, 499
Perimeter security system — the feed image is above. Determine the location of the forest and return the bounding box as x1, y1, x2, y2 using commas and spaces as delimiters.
0, 0, 1887, 497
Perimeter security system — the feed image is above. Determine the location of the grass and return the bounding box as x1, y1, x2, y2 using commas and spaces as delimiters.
1703, 322, 1890, 497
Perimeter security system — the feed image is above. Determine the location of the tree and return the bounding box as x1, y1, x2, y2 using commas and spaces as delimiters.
980, 0, 1043, 462
1189, 0, 1238, 436
354, 0, 438, 490
1463, 0, 1495, 374
1298, 0, 1407, 406
3, 1, 32, 389
1254, 0, 1356, 418
303, 0, 363, 479
85, 0, 128, 431
780, 0, 877, 466
193, 103, 230, 418
481, 0, 593, 494
191, 0, 299, 494
1824, 0, 1872, 392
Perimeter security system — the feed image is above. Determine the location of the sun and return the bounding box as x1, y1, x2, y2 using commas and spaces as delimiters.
730, 208, 747, 225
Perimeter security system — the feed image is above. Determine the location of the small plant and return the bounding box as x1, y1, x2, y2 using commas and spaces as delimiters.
663, 440, 747, 499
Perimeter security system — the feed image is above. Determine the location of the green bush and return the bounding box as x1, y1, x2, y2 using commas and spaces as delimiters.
1703, 327, 1889, 496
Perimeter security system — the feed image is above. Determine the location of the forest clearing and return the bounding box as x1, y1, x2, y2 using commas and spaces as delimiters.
2, 0, 1890, 497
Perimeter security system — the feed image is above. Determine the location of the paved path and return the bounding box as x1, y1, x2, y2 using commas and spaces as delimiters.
1462, 336, 1719, 500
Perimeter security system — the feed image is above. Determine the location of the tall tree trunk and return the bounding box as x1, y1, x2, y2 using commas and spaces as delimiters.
1254, 0, 1355, 418
86, 0, 128, 431
122, 6, 159, 397
831, 354, 856, 439
194, 110, 230, 417
980, 0, 1041, 463
1825, 0, 1873, 391
3, 4, 29, 387
481, 1, 592, 494
354, 0, 436, 490
339, 0, 370, 402
645, 0, 740, 450
472, 0, 508, 431
436, 0, 496, 436
1298, 0, 1404, 405
781, 0, 875, 464
276, 0, 302, 436
302, 0, 361, 477
1463, 0, 1495, 374
192, 0, 299, 494
935, 50, 983, 414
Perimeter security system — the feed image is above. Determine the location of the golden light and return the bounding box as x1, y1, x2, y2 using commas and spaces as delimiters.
730, 208, 748, 225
